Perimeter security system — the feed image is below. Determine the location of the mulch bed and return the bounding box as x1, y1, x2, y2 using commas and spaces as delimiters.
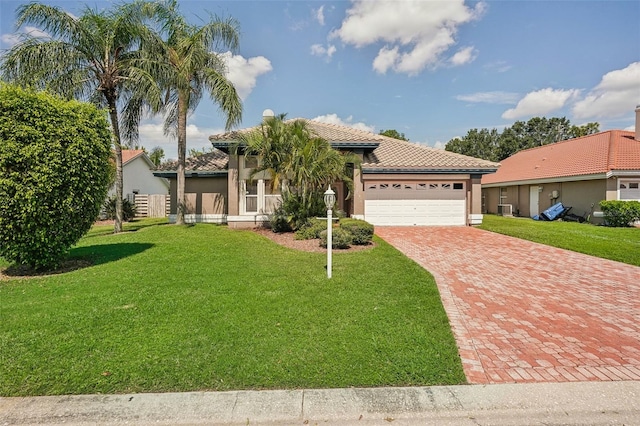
252, 228, 375, 253
1, 259, 92, 281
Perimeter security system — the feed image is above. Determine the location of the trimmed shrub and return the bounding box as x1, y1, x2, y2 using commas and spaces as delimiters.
103, 196, 137, 222
319, 227, 352, 249
339, 218, 374, 245
295, 218, 327, 240
269, 205, 293, 233
600, 200, 640, 227
0, 85, 112, 270
267, 189, 327, 233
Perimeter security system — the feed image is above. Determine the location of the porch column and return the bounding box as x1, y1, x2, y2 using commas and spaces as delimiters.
228, 155, 239, 216
605, 176, 618, 200
469, 175, 483, 225
352, 167, 365, 219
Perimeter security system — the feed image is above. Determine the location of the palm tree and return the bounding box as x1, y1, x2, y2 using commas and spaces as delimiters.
242, 115, 360, 227
1, 2, 161, 233
148, 147, 165, 167
136, 0, 242, 225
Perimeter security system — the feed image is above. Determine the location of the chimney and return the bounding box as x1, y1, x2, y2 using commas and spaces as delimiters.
636, 105, 640, 141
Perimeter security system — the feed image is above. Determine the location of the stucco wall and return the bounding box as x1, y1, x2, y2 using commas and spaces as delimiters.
481, 187, 499, 214
109, 156, 169, 198
557, 180, 606, 217
168, 176, 227, 215
483, 179, 607, 220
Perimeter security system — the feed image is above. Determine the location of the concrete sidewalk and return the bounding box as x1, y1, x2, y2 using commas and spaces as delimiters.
1, 381, 638, 425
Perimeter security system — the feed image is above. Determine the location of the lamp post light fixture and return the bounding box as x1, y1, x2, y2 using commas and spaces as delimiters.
324, 186, 336, 279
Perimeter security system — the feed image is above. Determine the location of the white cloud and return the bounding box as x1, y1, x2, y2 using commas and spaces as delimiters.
449, 46, 477, 66
456, 91, 519, 104
502, 88, 580, 120
432, 141, 446, 149
372, 46, 399, 74
572, 62, 640, 119
220, 52, 273, 101
23, 26, 49, 39
137, 120, 224, 161
310, 43, 337, 60
312, 113, 375, 133
330, 0, 485, 75
483, 60, 512, 73
1, 26, 50, 47
314, 5, 325, 26
0, 33, 20, 47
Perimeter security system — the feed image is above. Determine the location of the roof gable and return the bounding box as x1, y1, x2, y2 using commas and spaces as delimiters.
121, 149, 146, 165
482, 130, 639, 185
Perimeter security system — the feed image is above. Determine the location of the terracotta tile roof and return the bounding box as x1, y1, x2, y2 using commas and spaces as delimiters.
155, 148, 228, 172
121, 149, 146, 165
482, 130, 639, 185
210, 119, 499, 172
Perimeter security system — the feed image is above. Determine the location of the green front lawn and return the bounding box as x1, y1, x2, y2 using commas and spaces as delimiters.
479, 215, 640, 267
0, 219, 465, 396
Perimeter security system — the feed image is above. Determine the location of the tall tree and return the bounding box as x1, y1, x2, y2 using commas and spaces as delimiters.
445, 117, 600, 161
379, 129, 409, 141
148, 147, 165, 167
446, 128, 500, 162
138, 0, 242, 225
1, 2, 160, 233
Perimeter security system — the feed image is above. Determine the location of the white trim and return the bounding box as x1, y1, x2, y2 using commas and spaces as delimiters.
468, 214, 483, 225
168, 214, 226, 224
483, 173, 607, 188
607, 170, 640, 178
226, 215, 270, 223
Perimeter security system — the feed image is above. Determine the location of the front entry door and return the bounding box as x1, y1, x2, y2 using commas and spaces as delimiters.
529, 186, 539, 217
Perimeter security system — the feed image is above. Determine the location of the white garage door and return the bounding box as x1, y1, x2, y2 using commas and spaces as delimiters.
620, 181, 640, 201
364, 182, 466, 226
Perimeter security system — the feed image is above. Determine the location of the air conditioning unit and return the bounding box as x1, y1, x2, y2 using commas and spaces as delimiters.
498, 204, 513, 217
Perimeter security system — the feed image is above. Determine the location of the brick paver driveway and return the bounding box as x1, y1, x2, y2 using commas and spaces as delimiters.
376, 226, 640, 384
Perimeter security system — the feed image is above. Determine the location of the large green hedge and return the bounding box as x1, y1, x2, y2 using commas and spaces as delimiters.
0, 85, 112, 269
600, 200, 640, 227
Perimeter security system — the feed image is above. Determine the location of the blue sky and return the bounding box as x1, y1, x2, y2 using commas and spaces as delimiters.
1, 0, 639, 160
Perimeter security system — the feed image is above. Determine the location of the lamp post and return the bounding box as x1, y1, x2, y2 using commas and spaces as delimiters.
324, 186, 336, 279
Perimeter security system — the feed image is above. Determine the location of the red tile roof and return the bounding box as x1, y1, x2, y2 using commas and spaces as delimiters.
121, 149, 146, 165
482, 131, 640, 185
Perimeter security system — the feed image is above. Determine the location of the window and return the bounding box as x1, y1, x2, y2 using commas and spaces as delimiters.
631, 183, 639, 189
442, 183, 451, 189
380, 184, 389, 189
417, 183, 427, 190
404, 184, 414, 190
368, 184, 377, 190
453, 183, 463, 190
429, 183, 438, 189
392, 183, 402, 189
620, 183, 627, 189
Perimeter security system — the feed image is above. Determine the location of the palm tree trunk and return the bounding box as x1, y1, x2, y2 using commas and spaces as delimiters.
175, 91, 188, 225
107, 98, 124, 233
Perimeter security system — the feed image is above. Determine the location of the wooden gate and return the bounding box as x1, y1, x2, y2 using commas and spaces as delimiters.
134, 194, 169, 218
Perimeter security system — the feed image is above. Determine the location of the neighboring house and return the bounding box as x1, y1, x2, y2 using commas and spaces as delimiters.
482, 108, 640, 220
154, 114, 499, 227
109, 149, 170, 201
